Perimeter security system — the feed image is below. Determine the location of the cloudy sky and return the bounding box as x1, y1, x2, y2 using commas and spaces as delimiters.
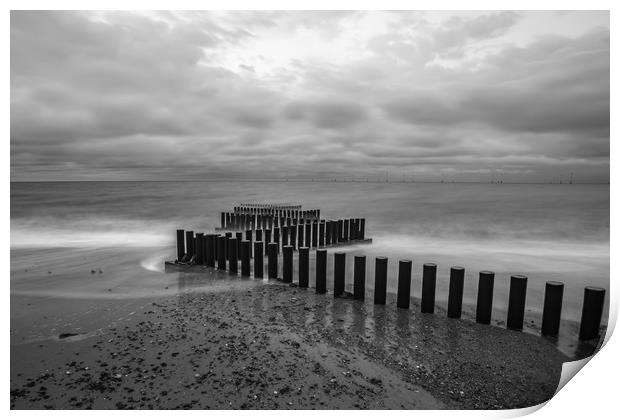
11, 10, 609, 182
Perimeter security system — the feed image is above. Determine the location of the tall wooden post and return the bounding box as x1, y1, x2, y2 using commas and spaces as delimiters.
374, 257, 388, 304
283, 245, 293, 283
334, 252, 346, 297
507, 275, 528, 330
195, 233, 204, 265
579, 287, 606, 340
296, 223, 303, 250
421, 263, 437, 313
228, 237, 238, 273
541, 281, 564, 336
217, 235, 227, 270
312, 221, 318, 248
267, 242, 278, 279
176, 229, 185, 261
299, 247, 309, 288
396, 260, 412, 309
254, 242, 264, 279
316, 249, 327, 294
447, 267, 465, 318
476, 271, 495, 324
353, 255, 366, 300
241, 240, 250, 276
305, 223, 311, 248
185, 230, 194, 260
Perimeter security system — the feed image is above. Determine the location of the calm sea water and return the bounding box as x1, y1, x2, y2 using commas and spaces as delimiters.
10, 181, 609, 327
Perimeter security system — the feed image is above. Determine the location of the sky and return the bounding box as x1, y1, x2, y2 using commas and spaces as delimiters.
10, 10, 610, 182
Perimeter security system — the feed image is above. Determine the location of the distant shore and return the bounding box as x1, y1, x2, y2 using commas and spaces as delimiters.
11, 272, 570, 409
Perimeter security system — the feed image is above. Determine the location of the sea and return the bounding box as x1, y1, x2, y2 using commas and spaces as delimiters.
10, 181, 610, 345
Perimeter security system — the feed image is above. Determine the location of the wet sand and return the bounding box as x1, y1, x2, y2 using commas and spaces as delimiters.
11, 269, 569, 410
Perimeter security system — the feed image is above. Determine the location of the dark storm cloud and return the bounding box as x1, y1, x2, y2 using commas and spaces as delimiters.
10, 11, 609, 181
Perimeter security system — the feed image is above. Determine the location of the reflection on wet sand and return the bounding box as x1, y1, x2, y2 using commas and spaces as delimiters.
169, 265, 601, 361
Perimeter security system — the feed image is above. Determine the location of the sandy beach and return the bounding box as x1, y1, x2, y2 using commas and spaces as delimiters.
11, 262, 572, 410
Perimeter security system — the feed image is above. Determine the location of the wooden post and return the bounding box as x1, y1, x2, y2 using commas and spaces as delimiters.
312, 221, 318, 248
195, 233, 204, 265
297, 224, 310, 248
205, 234, 215, 267
305, 223, 311, 248
334, 252, 346, 297
421, 263, 437, 313
348, 219, 355, 241
316, 249, 327, 294
397, 260, 412, 309
267, 242, 278, 279
579, 287, 606, 340
264, 229, 272, 255
353, 255, 366, 300
274, 227, 280, 253
290, 225, 297, 249
204, 235, 210, 266
319, 221, 325, 247
228, 237, 238, 273
176, 229, 185, 261
283, 245, 293, 283
299, 247, 309, 288
337, 220, 343, 242
235, 232, 243, 260
254, 242, 264, 279
343, 219, 349, 242
507, 275, 528, 330
217, 235, 227, 270
541, 281, 564, 337
325, 221, 332, 245
476, 271, 495, 324
349, 219, 356, 240
447, 266, 465, 318
332, 220, 339, 244
220, 213, 225, 229
256, 229, 262, 242
224, 232, 232, 260
374, 257, 388, 304
360, 218, 365, 240
185, 230, 194, 260
282, 226, 289, 247
245, 230, 253, 258
241, 240, 251, 276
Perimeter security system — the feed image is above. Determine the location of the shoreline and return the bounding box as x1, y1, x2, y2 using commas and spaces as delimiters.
11, 274, 571, 409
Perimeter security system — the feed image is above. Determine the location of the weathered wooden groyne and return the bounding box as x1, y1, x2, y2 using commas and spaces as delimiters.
166, 203, 606, 345
209, 204, 371, 252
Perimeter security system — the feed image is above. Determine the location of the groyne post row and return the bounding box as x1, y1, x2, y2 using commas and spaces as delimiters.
175, 230, 605, 342
221, 209, 321, 230
213, 218, 365, 252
